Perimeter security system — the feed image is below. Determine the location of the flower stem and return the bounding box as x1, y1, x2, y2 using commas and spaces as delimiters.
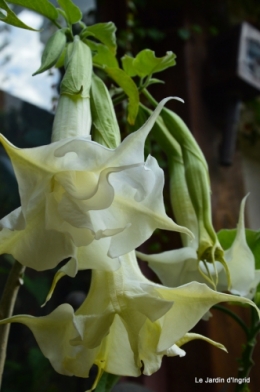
213, 304, 259, 392
0, 260, 25, 390
142, 88, 158, 107
234, 307, 259, 392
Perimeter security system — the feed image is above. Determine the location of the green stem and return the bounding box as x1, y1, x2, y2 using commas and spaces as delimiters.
0, 260, 26, 390
52, 19, 62, 29
139, 75, 152, 91
213, 305, 250, 338
112, 80, 152, 106
142, 88, 158, 107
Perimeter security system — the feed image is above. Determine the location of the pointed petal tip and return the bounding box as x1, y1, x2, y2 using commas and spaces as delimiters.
171, 96, 184, 104
159, 96, 184, 107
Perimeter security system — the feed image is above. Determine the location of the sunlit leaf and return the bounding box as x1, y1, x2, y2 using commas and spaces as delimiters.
121, 55, 136, 77
82, 22, 117, 54
105, 67, 139, 124
122, 49, 176, 78
86, 40, 118, 68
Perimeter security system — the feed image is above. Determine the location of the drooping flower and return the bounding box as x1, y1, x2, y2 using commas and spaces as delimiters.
0, 249, 257, 389
0, 99, 191, 272
137, 197, 260, 298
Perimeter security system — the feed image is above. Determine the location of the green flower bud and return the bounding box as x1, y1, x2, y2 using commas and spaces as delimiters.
90, 73, 121, 148
52, 36, 92, 142
33, 29, 67, 76
139, 104, 198, 248
160, 107, 230, 287
61, 36, 92, 97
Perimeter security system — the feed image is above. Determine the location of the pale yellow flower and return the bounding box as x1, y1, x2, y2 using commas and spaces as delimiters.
0, 99, 190, 272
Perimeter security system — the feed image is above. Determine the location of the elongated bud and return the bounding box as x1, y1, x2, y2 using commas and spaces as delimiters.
51, 36, 92, 142
160, 107, 230, 287
139, 104, 198, 247
33, 29, 67, 76
90, 73, 121, 148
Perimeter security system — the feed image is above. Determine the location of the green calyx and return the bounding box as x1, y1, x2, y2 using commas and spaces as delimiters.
61, 35, 92, 98
51, 37, 93, 141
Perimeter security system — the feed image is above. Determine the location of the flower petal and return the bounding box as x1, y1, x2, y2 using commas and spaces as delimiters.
219, 196, 257, 297
0, 207, 75, 271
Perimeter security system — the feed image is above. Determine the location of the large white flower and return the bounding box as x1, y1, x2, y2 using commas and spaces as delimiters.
1, 249, 256, 390
0, 99, 190, 271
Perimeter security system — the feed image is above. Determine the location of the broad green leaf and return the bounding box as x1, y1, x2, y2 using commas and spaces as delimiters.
8, 0, 59, 21
82, 22, 117, 54
91, 73, 121, 149
218, 229, 260, 270
57, 0, 82, 24
86, 39, 118, 68
33, 29, 67, 75
0, 0, 37, 30
95, 372, 120, 392
122, 49, 176, 78
105, 67, 139, 124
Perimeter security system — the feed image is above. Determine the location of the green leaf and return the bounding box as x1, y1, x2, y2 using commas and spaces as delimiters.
86, 39, 118, 68
122, 49, 176, 78
0, 0, 38, 30
7, 0, 59, 22
218, 229, 260, 270
33, 29, 67, 75
95, 372, 120, 392
57, 0, 82, 24
91, 73, 121, 149
81, 22, 117, 54
105, 67, 139, 124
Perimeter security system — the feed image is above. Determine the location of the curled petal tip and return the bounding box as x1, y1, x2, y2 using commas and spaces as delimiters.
160, 96, 184, 107
171, 96, 184, 104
